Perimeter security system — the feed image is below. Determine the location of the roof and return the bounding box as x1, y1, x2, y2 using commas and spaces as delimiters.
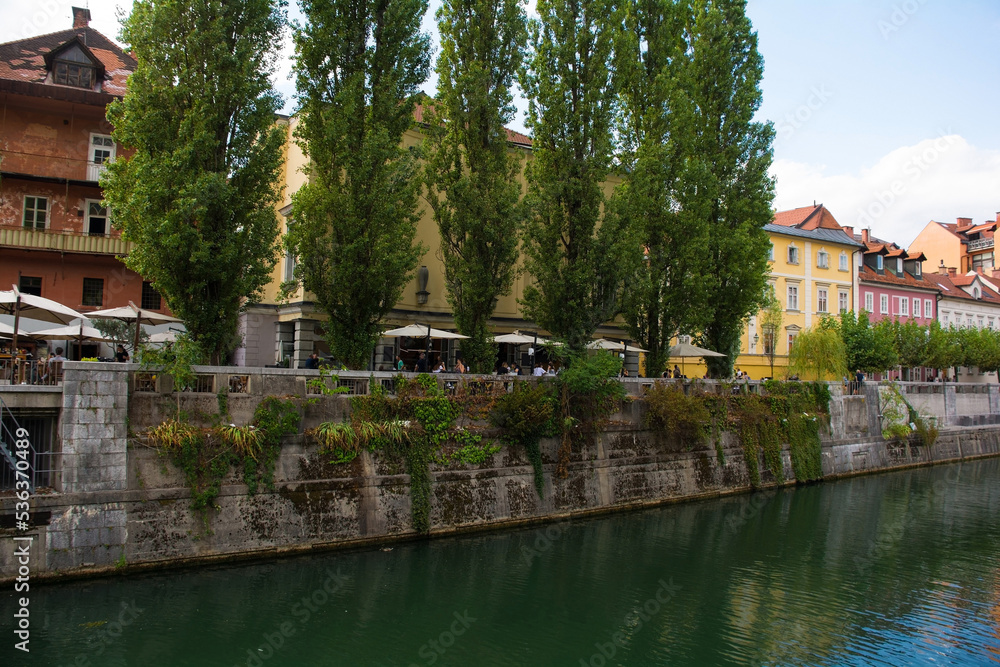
857, 264, 940, 293
771, 205, 819, 228
413, 103, 532, 148
0, 27, 135, 97
925, 272, 1000, 304
764, 222, 863, 247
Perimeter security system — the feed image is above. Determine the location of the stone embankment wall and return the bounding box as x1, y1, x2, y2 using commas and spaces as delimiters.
2, 364, 999, 582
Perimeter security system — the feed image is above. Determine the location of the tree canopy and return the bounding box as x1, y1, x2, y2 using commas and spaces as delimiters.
104, 0, 287, 364
423, 0, 528, 373
287, 0, 431, 368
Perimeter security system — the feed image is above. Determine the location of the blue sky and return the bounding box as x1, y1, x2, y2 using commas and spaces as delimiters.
10, 0, 1000, 246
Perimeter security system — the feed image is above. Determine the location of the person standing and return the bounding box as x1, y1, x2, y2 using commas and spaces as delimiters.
416, 352, 428, 373
115, 345, 130, 363
395, 355, 405, 371
305, 352, 320, 369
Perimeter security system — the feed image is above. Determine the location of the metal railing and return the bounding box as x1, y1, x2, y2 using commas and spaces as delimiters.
0, 395, 57, 492
0, 358, 63, 386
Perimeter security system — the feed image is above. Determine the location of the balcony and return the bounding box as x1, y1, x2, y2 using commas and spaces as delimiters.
0, 225, 131, 256
967, 237, 994, 252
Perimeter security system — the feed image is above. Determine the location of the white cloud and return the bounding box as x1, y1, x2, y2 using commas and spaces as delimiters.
771, 134, 1000, 247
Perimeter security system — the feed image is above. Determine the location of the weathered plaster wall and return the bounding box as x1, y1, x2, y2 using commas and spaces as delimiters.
2, 365, 1000, 583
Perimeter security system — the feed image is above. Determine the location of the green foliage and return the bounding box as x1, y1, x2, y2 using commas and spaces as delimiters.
616, 0, 712, 379
519, 0, 638, 353
104, 0, 286, 363
554, 351, 626, 422
841, 310, 898, 375
684, 0, 775, 378
879, 383, 912, 442
490, 382, 556, 497
435, 430, 501, 466
139, 334, 208, 416
147, 397, 301, 523
92, 319, 149, 354
305, 367, 351, 396
913, 415, 939, 448
731, 394, 783, 488
413, 397, 458, 446
758, 286, 783, 379
288, 0, 430, 369
789, 317, 847, 381
642, 384, 711, 449
423, 0, 527, 373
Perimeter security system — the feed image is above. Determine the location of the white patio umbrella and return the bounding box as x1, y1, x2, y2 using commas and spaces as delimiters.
85, 300, 182, 351
0, 321, 33, 339
0, 286, 84, 357
493, 331, 564, 346
666, 341, 726, 377
587, 338, 649, 353
382, 323, 469, 340
31, 320, 116, 360
148, 331, 179, 344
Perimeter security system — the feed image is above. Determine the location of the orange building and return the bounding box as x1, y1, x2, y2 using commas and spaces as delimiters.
0, 8, 167, 321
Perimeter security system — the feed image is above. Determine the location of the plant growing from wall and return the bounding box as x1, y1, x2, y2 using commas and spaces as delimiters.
490, 382, 556, 497
643, 383, 711, 450
879, 382, 912, 442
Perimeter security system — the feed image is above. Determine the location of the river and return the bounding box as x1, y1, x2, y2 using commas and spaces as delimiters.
6, 458, 1000, 666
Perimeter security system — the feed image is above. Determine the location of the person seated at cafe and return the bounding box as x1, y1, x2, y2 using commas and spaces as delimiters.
115, 344, 130, 363
497, 361, 510, 375
50, 347, 67, 364
305, 352, 320, 369
415, 352, 428, 373
532, 362, 545, 376
455, 357, 467, 374
432, 357, 446, 373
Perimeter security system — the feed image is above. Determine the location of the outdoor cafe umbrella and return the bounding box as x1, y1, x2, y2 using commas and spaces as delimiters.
0, 321, 33, 339
148, 331, 179, 344
382, 323, 469, 360
666, 341, 726, 377
0, 286, 84, 359
31, 321, 116, 360
587, 338, 649, 353
85, 301, 182, 352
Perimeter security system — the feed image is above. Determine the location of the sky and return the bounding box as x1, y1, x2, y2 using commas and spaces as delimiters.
4, 0, 999, 247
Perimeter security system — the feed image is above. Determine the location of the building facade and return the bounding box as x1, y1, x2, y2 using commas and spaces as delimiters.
0, 8, 167, 333
925, 267, 1000, 383
730, 205, 862, 379
909, 214, 1000, 276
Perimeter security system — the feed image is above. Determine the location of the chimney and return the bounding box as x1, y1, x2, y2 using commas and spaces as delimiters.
842, 225, 854, 239
861, 229, 870, 244
996, 212, 1000, 224
938, 260, 948, 276
992, 268, 1000, 280
72, 6, 91, 29
948, 267, 958, 277
957, 217, 973, 229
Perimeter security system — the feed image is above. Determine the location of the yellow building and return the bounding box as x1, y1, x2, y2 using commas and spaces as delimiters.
715, 205, 862, 380
236, 109, 633, 370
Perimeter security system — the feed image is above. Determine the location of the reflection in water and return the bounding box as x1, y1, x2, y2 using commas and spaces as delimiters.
5, 459, 1000, 666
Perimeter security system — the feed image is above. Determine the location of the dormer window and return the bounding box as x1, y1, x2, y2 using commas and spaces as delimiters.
876, 255, 883, 271
896, 258, 903, 274
914, 262, 921, 277
52, 44, 95, 89
974, 287, 981, 299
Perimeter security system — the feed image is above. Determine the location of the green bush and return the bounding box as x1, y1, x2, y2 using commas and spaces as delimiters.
643, 383, 711, 449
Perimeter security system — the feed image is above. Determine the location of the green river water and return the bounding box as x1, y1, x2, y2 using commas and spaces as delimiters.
5, 458, 1000, 666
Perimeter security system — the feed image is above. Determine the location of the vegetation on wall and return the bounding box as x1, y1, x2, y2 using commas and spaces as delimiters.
145, 396, 301, 527
490, 382, 556, 497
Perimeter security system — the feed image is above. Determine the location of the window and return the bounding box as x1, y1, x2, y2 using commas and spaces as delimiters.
914, 262, 922, 277
896, 258, 903, 274
972, 252, 994, 272
787, 245, 799, 265
876, 255, 883, 271
88, 134, 116, 181
968, 317, 975, 328
22, 196, 48, 230
85, 200, 108, 236
817, 288, 828, 313
787, 284, 799, 310
973, 287, 981, 300
762, 330, 775, 356
979, 316, 985, 329
768, 244, 774, 261
19, 276, 42, 296
864, 291, 874, 313
53, 59, 95, 89
141, 281, 162, 311
817, 250, 829, 269
899, 297, 908, 317
81, 278, 104, 307
284, 251, 297, 283
942, 313, 949, 326
924, 299, 933, 318
839, 252, 849, 271
838, 291, 849, 313
880, 294, 889, 314
990, 318, 996, 330
787, 332, 798, 352
913, 298, 921, 318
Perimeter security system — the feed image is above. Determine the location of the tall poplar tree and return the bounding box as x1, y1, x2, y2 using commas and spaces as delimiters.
288, 0, 430, 368
616, 0, 714, 378
104, 0, 287, 364
684, 0, 775, 377
519, 0, 638, 354
424, 0, 528, 373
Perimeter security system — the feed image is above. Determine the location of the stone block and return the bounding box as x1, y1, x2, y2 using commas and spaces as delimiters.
76, 408, 106, 424
73, 527, 102, 548
47, 530, 69, 550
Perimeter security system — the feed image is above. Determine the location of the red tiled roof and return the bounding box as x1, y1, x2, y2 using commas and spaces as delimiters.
925, 273, 1000, 304
413, 103, 532, 147
965, 222, 997, 235
858, 265, 940, 292
0, 27, 135, 96
772, 205, 819, 228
